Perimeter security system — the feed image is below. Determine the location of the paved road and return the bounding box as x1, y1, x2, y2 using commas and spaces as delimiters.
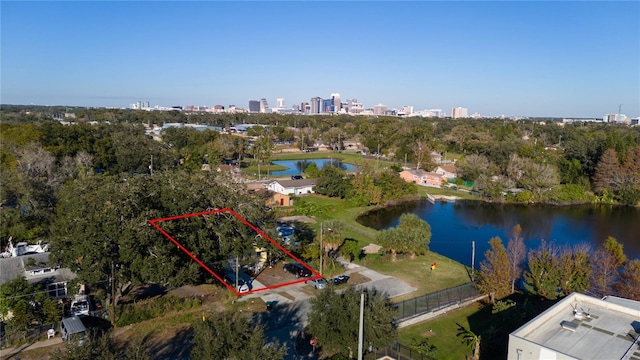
1, 336, 62, 360
247, 258, 417, 359
0, 262, 415, 360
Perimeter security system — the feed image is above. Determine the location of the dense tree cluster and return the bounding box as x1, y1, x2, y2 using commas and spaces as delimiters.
0, 277, 62, 330
3, 105, 640, 205
307, 287, 397, 357
50, 171, 279, 306
479, 226, 640, 302
191, 311, 286, 360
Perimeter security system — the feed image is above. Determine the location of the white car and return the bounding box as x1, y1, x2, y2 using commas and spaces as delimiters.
224, 274, 251, 293
307, 278, 328, 290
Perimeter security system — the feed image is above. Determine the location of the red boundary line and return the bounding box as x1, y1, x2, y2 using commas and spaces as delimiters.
149, 208, 321, 296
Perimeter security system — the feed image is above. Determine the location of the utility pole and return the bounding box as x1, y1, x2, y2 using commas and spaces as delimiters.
235, 251, 239, 291
320, 223, 323, 276
358, 291, 365, 360
111, 259, 115, 324
471, 240, 476, 281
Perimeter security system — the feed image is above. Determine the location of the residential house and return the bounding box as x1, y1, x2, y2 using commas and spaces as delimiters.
399, 169, 444, 187
433, 165, 457, 181
266, 179, 317, 195
0, 253, 76, 299
267, 192, 293, 207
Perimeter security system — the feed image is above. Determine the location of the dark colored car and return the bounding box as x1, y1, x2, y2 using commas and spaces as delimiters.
284, 262, 312, 278
291, 175, 304, 180
331, 275, 350, 285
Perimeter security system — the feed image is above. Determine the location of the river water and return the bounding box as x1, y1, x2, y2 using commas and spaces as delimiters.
357, 200, 640, 266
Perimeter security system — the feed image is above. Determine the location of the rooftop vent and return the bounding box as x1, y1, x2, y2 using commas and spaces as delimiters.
571, 304, 591, 320
561, 320, 578, 332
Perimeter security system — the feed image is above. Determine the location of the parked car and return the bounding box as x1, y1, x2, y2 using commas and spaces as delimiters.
331, 275, 350, 285
283, 262, 312, 278
277, 225, 296, 245
223, 273, 251, 293
307, 278, 328, 290
291, 175, 304, 180
70, 294, 91, 317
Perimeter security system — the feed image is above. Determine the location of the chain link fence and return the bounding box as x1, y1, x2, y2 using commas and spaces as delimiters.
394, 282, 482, 322
0, 322, 57, 349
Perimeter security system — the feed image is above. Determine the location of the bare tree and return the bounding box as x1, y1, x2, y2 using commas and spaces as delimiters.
15, 142, 56, 184
457, 154, 493, 182
506, 225, 526, 294
411, 139, 432, 170
519, 159, 560, 201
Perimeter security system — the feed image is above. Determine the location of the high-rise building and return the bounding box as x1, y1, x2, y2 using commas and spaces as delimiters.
346, 99, 364, 114
276, 98, 285, 108
249, 100, 260, 113
373, 103, 388, 115
451, 107, 468, 119
331, 93, 341, 113
310, 97, 322, 114
322, 99, 333, 113
259, 98, 269, 113
300, 102, 308, 113
402, 105, 413, 115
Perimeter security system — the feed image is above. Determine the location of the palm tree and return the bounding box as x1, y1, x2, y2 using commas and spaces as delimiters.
456, 323, 481, 360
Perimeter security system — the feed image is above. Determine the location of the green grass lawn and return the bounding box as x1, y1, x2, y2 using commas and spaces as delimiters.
288, 194, 471, 299
422, 187, 480, 201
398, 302, 488, 360
363, 253, 470, 302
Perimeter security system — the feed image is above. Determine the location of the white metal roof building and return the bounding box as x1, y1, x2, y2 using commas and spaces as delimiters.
508, 293, 640, 360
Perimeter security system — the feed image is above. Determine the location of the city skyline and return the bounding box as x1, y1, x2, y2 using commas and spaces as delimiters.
1, 1, 639, 118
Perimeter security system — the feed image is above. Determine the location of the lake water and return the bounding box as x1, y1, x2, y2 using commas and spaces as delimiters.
357, 200, 640, 267
270, 159, 357, 176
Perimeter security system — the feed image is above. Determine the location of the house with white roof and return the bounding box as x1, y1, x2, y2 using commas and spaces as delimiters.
266, 179, 317, 196
433, 165, 457, 181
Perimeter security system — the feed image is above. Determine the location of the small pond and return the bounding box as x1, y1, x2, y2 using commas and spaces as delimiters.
270, 159, 357, 176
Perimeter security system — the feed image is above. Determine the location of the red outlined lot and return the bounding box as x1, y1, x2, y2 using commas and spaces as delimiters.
149, 208, 321, 296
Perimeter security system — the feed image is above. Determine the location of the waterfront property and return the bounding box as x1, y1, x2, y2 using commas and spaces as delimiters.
399, 169, 444, 187
433, 165, 458, 181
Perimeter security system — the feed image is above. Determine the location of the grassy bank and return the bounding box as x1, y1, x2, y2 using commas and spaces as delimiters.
289, 194, 471, 299
398, 302, 488, 360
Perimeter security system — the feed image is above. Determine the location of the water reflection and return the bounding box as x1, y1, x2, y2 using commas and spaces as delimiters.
271, 159, 356, 176
357, 200, 640, 266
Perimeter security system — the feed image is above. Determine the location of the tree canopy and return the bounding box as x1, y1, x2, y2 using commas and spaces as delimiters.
376, 213, 431, 261
307, 287, 396, 357
191, 311, 286, 360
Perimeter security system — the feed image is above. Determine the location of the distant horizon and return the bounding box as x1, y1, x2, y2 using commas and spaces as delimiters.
2, 102, 626, 120
2, 1, 638, 118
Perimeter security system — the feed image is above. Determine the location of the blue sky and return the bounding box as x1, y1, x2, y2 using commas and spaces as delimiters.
2, 1, 638, 117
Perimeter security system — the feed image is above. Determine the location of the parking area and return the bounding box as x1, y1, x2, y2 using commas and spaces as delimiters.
253, 262, 305, 288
